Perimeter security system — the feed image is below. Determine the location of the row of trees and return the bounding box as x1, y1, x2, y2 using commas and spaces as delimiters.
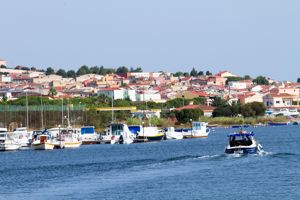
172, 68, 213, 77
212, 97, 266, 118
45, 66, 143, 77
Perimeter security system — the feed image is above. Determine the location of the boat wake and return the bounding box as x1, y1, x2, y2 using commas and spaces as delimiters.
161, 154, 225, 164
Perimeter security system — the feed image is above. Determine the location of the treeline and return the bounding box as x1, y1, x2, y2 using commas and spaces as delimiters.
212, 97, 266, 117
45, 66, 143, 78
0, 95, 205, 109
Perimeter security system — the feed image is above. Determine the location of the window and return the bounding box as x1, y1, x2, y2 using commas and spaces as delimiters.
276, 101, 280, 104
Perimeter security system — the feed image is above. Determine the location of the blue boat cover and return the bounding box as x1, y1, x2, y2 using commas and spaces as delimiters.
81, 127, 95, 135
128, 125, 141, 135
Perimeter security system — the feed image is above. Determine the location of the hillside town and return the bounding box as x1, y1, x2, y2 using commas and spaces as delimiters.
1, 58, 300, 120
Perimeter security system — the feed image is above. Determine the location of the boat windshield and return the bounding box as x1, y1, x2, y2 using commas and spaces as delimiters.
229, 134, 253, 147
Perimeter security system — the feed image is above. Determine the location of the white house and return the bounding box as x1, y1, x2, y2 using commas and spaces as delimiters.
263, 93, 296, 108
228, 80, 253, 90
97, 88, 137, 101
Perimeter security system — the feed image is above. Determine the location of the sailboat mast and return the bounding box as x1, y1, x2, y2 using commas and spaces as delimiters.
111, 92, 114, 122
40, 93, 44, 129
67, 99, 70, 128
26, 91, 29, 129
61, 98, 64, 127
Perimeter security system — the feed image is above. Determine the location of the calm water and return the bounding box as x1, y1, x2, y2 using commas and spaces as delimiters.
0, 126, 299, 200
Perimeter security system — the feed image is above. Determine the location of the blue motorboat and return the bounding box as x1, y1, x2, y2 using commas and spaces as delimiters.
225, 131, 263, 154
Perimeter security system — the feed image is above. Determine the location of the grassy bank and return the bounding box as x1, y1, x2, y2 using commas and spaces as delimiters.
201, 116, 290, 126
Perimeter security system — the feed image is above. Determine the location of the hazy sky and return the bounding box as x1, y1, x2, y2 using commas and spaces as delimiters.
1, 0, 299, 81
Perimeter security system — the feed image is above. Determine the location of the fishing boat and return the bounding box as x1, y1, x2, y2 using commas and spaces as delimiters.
31, 130, 55, 150
180, 122, 210, 138
101, 123, 135, 144
135, 126, 164, 142
225, 130, 263, 154
268, 122, 290, 126
165, 127, 183, 140
0, 128, 20, 151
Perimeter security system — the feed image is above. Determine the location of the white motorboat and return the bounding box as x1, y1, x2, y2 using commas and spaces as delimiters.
181, 122, 210, 138
61, 128, 82, 148
165, 127, 183, 140
101, 123, 135, 144
80, 126, 99, 144
0, 128, 20, 151
225, 130, 263, 154
135, 126, 164, 142
31, 131, 55, 150
13, 127, 31, 147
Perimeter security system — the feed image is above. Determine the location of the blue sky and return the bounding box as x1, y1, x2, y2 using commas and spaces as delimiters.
1, 0, 299, 81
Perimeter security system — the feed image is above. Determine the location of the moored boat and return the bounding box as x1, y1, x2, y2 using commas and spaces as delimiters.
31, 131, 55, 150
13, 127, 31, 148
135, 126, 164, 142
80, 126, 99, 144
0, 129, 20, 151
268, 122, 290, 126
165, 127, 183, 140
225, 130, 263, 154
181, 122, 210, 138
101, 123, 135, 144
61, 128, 82, 148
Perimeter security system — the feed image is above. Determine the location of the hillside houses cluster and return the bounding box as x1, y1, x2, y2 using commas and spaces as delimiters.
1, 65, 300, 115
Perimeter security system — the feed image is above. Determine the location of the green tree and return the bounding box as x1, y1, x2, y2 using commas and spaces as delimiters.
130, 67, 143, 72
244, 75, 251, 80
248, 102, 266, 116
0, 65, 7, 68
190, 67, 198, 77
240, 104, 255, 117
253, 76, 269, 85
212, 105, 233, 117
90, 66, 100, 74
173, 71, 184, 77
45, 67, 55, 75
174, 109, 203, 124
116, 66, 129, 74
197, 71, 204, 76
212, 97, 227, 107
297, 78, 300, 83
206, 71, 212, 76
226, 76, 243, 85
183, 72, 189, 77
76, 65, 90, 76
48, 87, 58, 97
193, 97, 205, 105
66, 70, 76, 78
166, 98, 188, 108
56, 69, 67, 77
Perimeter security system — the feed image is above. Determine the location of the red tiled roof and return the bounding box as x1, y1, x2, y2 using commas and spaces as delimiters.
175, 105, 215, 111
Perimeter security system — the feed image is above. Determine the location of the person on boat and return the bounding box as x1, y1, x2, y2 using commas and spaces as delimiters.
230, 136, 236, 147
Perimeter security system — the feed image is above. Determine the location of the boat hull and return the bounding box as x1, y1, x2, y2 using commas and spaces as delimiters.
0, 143, 20, 151
64, 142, 82, 148
225, 147, 258, 154
135, 135, 164, 143
32, 142, 55, 150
